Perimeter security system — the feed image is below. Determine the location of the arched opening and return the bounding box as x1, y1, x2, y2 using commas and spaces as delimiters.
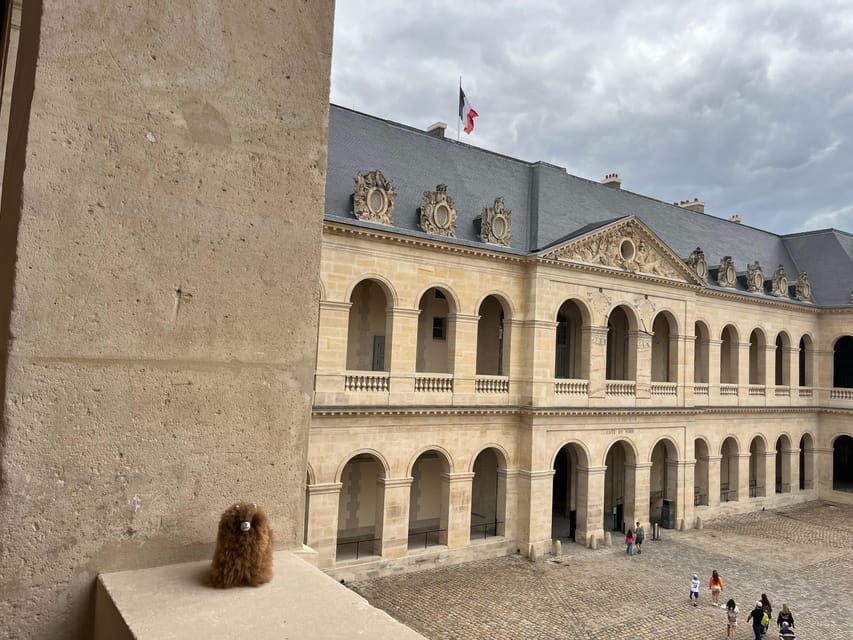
408, 450, 451, 549
798, 336, 812, 387
604, 440, 636, 531
799, 434, 814, 490
694, 321, 710, 384
476, 296, 508, 376
471, 448, 507, 539
606, 306, 636, 381
833, 336, 853, 388
552, 443, 587, 541
720, 437, 739, 502
749, 437, 767, 497
694, 439, 710, 506
775, 435, 792, 494
775, 333, 790, 386
347, 280, 391, 371
650, 440, 678, 529
720, 325, 739, 385
833, 435, 853, 492
337, 454, 385, 560
555, 300, 588, 379
748, 329, 766, 385
651, 313, 678, 382
416, 287, 453, 373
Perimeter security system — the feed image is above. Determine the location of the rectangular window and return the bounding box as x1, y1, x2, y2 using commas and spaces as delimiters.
432, 317, 446, 340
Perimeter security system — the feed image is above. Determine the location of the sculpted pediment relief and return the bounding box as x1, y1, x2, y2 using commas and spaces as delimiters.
541, 218, 703, 284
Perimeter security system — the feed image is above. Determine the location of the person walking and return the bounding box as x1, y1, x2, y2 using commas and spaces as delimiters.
776, 604, 794, 631
689, 573, 700, 606
625, 528, 635, 555
634, 521, 645, 554
761, 594, 773, 635
709, 570, 724, 606
747, 600, 765, 640
725, 598, 739, 640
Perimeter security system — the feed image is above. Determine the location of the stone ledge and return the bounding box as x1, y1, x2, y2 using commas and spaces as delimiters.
95, 550, 427, 640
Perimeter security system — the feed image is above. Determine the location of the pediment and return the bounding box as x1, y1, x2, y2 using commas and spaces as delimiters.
539, 217, 705, 285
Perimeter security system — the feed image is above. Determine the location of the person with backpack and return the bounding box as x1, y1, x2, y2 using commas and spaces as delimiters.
747, 601, 766, 640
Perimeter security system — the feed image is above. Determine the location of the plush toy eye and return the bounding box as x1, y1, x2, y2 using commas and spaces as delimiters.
240, 521, 251, 532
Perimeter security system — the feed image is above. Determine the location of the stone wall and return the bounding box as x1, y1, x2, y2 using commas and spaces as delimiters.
0, 1, 334, 637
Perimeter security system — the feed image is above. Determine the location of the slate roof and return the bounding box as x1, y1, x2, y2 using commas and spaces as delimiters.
325, 105, 853, 307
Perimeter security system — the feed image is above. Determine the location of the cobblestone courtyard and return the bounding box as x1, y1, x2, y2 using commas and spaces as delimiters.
349, 502, 853, 639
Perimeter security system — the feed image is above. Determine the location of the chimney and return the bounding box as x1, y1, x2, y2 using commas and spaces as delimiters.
729, 214, 742, 224
602, 173, 622, 189
426, 121, 447, 138
677, 197, 705, 214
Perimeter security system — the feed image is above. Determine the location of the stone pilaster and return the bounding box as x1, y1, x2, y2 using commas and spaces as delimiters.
376, 477, 413, 559
676, 459, 696, 527
441, 472, 475, 548
788, 447, 801, 492
736, 453, 752, 502
625, 462, 652, 529
760, 451, 776, 497
498, 468, 520, 540
516, 469, 555, 556
449, 313, 481, 399
306, 482, 342, 568
707, 455, 722, 507
586, 327, 609, 399
633, 330, 651, 399
576, 465, 607, 547
387, 308, 420, 394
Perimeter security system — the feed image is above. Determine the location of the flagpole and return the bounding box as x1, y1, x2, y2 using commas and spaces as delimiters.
457, 76, 461, 141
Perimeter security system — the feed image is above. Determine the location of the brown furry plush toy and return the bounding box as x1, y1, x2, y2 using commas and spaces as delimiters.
209, 501, 274, 588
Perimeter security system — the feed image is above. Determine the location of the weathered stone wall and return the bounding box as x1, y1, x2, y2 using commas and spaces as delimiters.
0, 1, 334, 637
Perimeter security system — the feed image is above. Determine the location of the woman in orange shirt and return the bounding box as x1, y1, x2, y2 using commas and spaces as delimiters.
709, 570, 724, 606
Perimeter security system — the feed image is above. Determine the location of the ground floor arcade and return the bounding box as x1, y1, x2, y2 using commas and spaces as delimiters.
305, 411, 849, 569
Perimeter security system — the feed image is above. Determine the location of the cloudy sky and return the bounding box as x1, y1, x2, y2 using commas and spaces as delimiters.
330, 0, 853, 236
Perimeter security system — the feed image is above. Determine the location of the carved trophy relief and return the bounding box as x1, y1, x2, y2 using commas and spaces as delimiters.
480, 196, 512, 246
586, 289, 613, 325
795, 272, 813, 302
353, 169, 396, 225
717, 256, 737, 288
746, 261, 764, 293
419, 184, 457, 237
771, 264, 789, 297
687, 247, 708, 282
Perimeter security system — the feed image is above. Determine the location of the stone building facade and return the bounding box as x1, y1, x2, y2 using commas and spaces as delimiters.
305, 106, 853, 574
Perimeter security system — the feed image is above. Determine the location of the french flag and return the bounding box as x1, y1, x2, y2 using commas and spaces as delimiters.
458, 88, 479, 134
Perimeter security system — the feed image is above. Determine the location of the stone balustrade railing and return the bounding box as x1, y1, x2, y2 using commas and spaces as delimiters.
555, 379, 589, 396
344, 372, 390, 392
650, 382, 677, 396
475, 375, 509, 394
606, 381, 636, 397
415, 374, 454, 393
720, 384, 738, 396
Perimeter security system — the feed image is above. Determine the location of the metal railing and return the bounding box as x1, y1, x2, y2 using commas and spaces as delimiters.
470, 520, 504, 540
775, 482, 791, 494
694, 491, 707, 506
336, 537, 380, 560
407, 528, 446, 549
720, 484, 733, 502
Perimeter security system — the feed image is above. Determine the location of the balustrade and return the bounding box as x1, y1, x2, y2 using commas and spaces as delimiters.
344, 373, 390, 392
475, 375, 509, 394
415, 374, 454, 393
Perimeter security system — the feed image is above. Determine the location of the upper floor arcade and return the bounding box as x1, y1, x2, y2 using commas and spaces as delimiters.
314, 225, 853, 412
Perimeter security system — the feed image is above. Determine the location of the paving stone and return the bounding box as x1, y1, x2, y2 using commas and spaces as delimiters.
349, 501, 853, 639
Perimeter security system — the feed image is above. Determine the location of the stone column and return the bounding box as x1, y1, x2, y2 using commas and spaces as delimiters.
676, 459, 696, 527
706, 455, 722, 508
763, 344, 776, 390
576, 465, 607, 547
498, 468, 519, 540
503, 318, 524, 402
440, 472, 475, 548
737, 342, 751, 394
387, 308, 421, 396
587, 327, 609, 399
736, 453, 752, 502
788, 447, 801, 493
315, 301, 352, 395
449, 313, 480, 401
784, 346, 799, 391
761, 451, 776, 497
529, 319, 558, 404
633, 330, 652, 399
516, 469, 555, 557
306, 482, 343, 568
815, 447, 834, 495
708, 339, 722, 403
376, 477, 413, 559
681, 333, 695, 405
625, 462, 652, 531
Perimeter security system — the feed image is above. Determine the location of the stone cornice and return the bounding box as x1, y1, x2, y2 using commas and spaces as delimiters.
323, 221, 527, 263
697, 287, 822, 313
534, 254, 703, 291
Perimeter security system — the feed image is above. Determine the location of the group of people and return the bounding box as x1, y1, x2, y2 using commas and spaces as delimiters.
688, 570, 796, 639
624, 521, 645, 555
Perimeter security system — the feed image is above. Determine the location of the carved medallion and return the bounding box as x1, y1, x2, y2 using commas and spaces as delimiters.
717, 256, 737, 288
419, 184, 457, 237
353, 170, 396, 225
480, 197, 512, 246
746, 261, 764, 293
687, 247, 707, 282
771, 264, 789, 297
795, 272, 813, 302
